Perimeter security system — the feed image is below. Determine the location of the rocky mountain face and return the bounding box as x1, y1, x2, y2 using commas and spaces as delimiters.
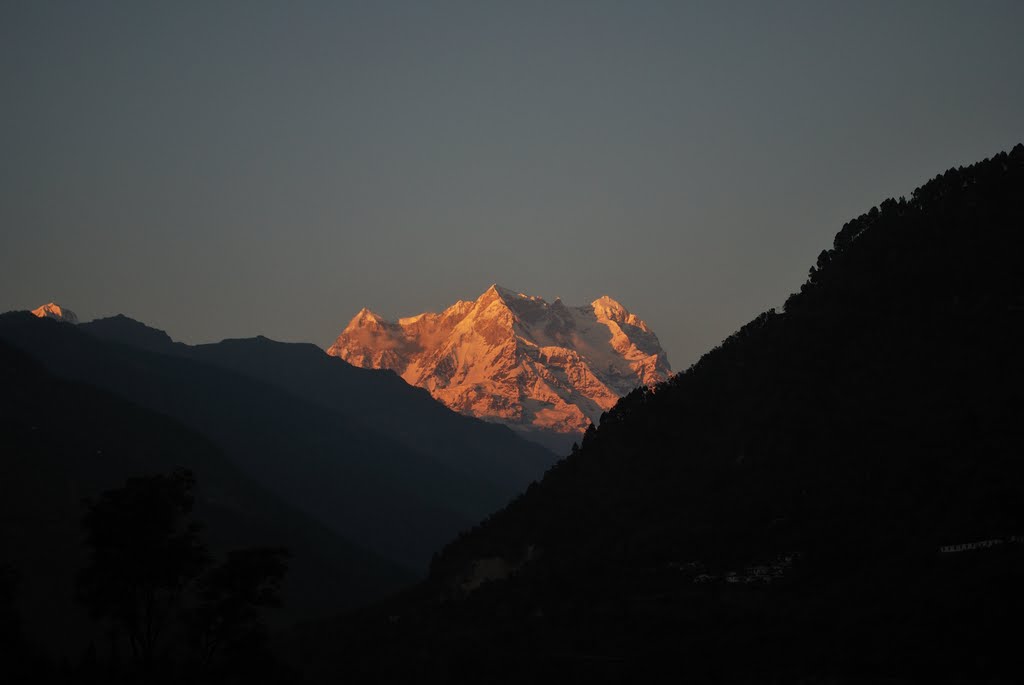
328, 285, 671, 437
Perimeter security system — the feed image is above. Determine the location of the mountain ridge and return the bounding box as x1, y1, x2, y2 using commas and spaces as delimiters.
0, 311, 554, 572
79, 313, 557, 488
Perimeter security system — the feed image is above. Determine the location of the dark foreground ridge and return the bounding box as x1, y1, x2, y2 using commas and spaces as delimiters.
286, 144, 1024, 683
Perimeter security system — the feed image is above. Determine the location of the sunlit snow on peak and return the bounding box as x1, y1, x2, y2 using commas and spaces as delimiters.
328, 285, 671, 436
31, 302, 79, 324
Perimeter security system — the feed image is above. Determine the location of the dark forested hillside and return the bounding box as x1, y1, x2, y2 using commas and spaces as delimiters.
288, 145, 1024, 682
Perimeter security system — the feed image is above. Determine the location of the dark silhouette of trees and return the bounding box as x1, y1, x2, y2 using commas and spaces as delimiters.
78, 469, 210, 669
189, 547, 289, 665
76, 469, 290, 681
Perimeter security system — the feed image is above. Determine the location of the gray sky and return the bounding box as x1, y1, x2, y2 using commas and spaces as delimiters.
2, 1, 1022, 368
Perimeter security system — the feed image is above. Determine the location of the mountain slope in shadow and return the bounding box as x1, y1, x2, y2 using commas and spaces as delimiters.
78, 318, 557, 495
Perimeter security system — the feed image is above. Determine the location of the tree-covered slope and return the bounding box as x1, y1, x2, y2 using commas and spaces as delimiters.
438, 144, 1024, 571
290, 144, 1024, 683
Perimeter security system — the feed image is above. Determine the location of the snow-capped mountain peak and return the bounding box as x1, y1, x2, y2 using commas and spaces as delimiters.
328, 286, 671, 439
591, 294, 648, 330
30, 302, 79, 324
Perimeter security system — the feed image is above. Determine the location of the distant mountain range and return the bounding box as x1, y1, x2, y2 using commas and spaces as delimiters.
329, 284, 671, 446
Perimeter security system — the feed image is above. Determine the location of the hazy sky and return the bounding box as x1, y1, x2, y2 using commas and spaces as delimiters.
2, 1, 1022, 368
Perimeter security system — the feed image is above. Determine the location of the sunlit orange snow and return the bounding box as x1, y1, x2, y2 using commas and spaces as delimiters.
329, 285, 671, 435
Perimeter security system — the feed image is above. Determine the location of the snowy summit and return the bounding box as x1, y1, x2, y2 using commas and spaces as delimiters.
328, 285, 671, 437
30, 302, 79, 324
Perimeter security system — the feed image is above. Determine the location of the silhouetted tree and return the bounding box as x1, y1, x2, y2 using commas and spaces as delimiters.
78, 469, 210, 670
189, 547, 289, 666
